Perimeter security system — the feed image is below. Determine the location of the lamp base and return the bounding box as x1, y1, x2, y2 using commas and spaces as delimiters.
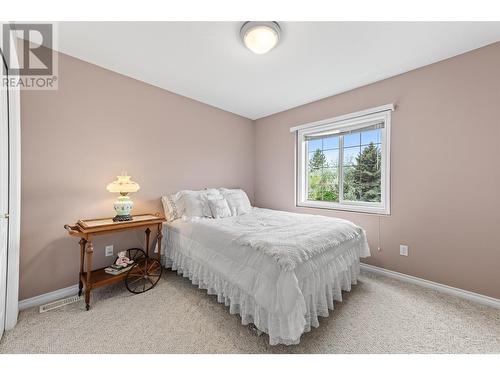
112, 194, 134, 222
112, 214, 133, 222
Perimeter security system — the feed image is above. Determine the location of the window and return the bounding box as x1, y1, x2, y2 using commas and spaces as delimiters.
294, 106, 392, 214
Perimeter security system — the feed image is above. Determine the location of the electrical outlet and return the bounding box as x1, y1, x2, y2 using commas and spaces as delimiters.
400, 245, 409, 256
105, 245, 114, 257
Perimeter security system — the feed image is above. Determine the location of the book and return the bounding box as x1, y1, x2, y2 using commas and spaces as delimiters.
105, 265, 133, 275
109, 263, 131, 270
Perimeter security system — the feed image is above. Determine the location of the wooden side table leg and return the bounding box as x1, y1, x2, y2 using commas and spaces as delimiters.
85, 240, 94, 310
156, 223, 163, 262
78, 238, 87, 297
145, 228, 151, 258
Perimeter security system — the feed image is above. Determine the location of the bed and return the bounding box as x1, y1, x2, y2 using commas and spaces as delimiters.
160, 194, 370, 345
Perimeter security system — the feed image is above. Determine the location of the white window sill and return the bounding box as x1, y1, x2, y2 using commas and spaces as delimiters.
297, 200, 390, 215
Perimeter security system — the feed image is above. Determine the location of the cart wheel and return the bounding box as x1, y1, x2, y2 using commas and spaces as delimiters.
125, 258, 162, 294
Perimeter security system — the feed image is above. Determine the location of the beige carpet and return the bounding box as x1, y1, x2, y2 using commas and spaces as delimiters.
1, 269, 499, 354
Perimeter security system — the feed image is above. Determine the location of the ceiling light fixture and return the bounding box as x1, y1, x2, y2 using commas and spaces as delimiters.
240, 21, 281, 55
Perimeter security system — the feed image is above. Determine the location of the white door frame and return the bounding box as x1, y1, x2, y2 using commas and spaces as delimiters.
0, 22, 21, 331
5, 56, 20, 331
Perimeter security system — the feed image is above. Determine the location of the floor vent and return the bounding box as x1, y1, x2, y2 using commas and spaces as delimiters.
39, 295, 82, 313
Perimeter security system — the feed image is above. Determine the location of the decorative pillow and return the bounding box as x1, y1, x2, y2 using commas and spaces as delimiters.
207, 198, 232, 219
219, 188, 252, 215
182, 192, 206, 219
200, 189, 223, 217
161, 192, 184, 222
204, 188, 221, 196
179, 189, 223, 219
227, 195, 251, 216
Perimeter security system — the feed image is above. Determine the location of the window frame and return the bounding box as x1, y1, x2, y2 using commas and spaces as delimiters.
295, 108, 391, 215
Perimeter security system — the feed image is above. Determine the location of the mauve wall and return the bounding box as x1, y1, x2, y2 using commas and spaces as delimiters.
254, 42, 500, 299
20, 43, 500, 301
20, 51, 254, 300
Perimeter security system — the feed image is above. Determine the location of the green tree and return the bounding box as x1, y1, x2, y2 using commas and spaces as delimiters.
308, 168, 338, 201
308, 149, 329, 170
342, 167, 357, 201
349, 143, 381, 202
308, 150, 338, 202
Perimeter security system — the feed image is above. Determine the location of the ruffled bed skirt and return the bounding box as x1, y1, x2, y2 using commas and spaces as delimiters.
163, 233, 364, 345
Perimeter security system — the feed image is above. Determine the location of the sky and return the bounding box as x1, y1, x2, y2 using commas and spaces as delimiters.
308, 129, 381, 166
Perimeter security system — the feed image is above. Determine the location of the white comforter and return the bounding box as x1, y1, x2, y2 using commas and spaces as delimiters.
232, 209, 364, 271
162, 207, 370, 344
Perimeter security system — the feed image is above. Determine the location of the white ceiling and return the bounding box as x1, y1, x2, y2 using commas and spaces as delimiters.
55, 22, 500, 120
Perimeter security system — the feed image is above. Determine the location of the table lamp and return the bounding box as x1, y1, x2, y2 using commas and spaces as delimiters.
106, 172, 140, 222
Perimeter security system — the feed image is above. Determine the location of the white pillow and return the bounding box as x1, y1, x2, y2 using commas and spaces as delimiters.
161, 192, 184, 222
219, 188, 252, 215
182, 193, 206, 219
180, 189, 223, 219
226, 195, 250, 216
200, 189, 223, 216
207, 198, 232, 219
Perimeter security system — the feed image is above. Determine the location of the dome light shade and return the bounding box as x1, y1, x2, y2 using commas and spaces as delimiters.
106, 173, 140, 194
241, 22, 280, 54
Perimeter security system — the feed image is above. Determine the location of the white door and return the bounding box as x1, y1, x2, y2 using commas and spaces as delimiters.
0, 56, 9, 339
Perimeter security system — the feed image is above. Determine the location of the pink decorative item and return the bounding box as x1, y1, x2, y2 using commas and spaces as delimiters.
115, 251, 134, 267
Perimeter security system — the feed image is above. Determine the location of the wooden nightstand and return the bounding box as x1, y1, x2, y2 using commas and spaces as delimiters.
64, 213, 166, 310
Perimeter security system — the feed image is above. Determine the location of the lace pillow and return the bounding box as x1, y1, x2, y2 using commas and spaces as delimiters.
208, 198, 232, 219
161, 192, 184, 222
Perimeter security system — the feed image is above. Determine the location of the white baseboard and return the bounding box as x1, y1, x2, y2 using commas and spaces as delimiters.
18, 284, 79, 311
360, 263, 500, 309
